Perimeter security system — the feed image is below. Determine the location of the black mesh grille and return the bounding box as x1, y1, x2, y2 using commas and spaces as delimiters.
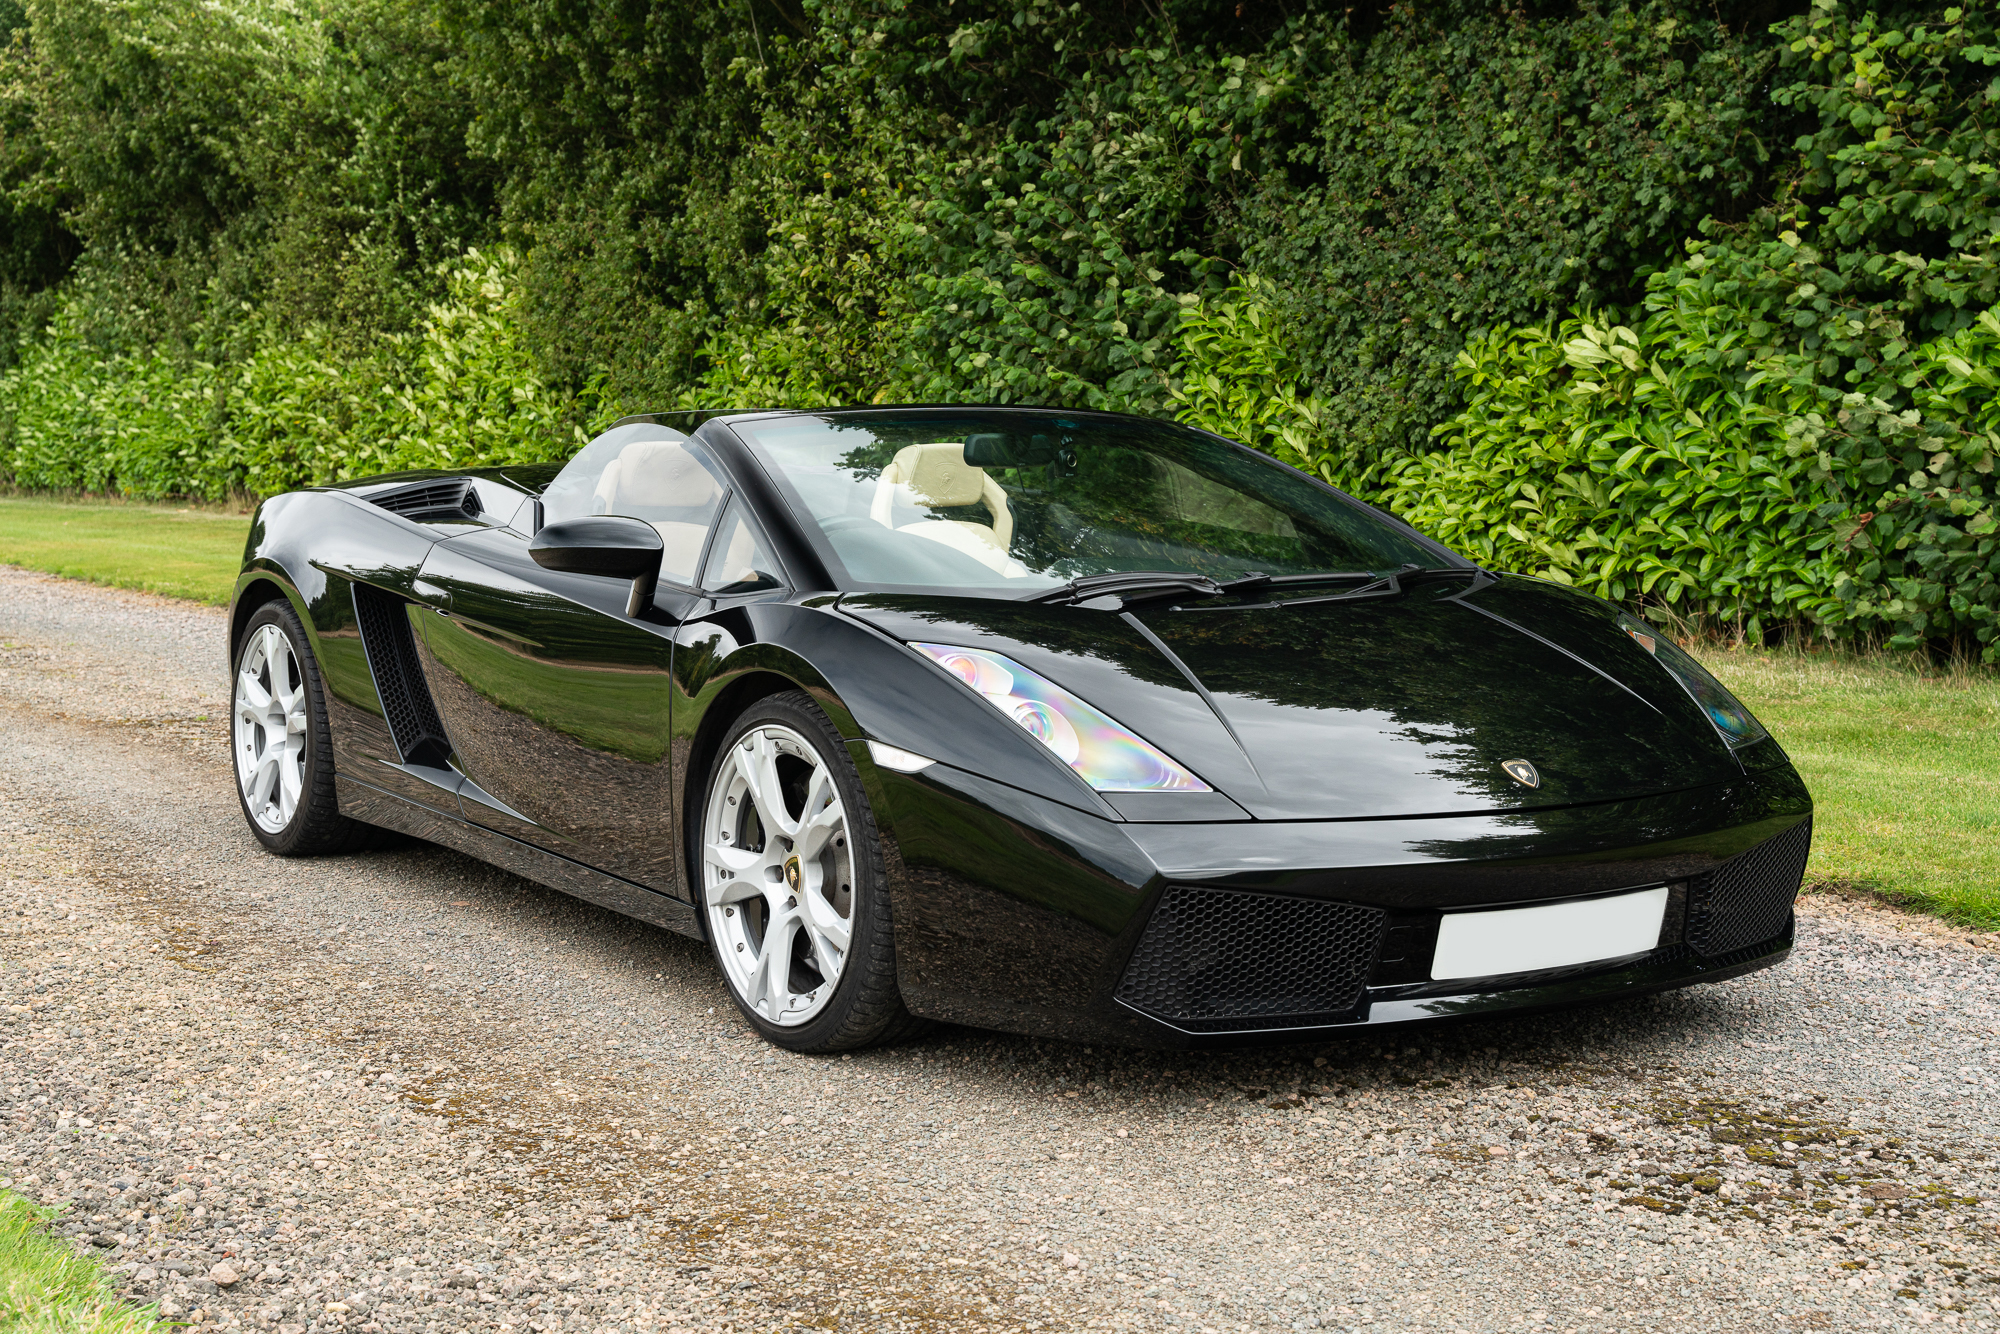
1115, 887, 1387, 1031
368, 479, 480, 521
351, 583, 450, 763
1687, 819, 1811, 957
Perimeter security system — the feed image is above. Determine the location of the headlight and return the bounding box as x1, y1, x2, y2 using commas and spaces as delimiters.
1615, 614, 1769, 749
910, 643, 1211, 792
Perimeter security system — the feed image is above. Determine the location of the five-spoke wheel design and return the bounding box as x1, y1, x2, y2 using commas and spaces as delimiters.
702, 723, 855, 1026
234, 620, 310, 834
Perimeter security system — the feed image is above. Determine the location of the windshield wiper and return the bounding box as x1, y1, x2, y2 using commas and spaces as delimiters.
1030, 564, 1490, 608
1028, 571, 1225, 605
1168, 564, 1495, 610
1398, 565, 1489, 584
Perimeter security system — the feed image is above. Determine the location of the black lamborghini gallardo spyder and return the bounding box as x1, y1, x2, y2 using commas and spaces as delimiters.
227, 408, 1811, 1050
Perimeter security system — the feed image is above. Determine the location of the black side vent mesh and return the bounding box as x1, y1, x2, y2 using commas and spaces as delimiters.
351, 582, 451, 764
1686, 818, 1812, 957
368, 478, 481, 522
1115, 887, 1387, 1031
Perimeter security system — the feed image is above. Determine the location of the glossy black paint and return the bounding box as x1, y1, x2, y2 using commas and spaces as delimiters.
234, 488, 474, 813
336, 773, 697, 938
528, 515, 665, 577
412, 525, 691, 892
228, 408, 1813, 1049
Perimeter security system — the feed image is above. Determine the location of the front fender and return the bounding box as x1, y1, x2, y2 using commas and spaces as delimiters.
724, 600, 1119, 819
670, 598, 1144, 1026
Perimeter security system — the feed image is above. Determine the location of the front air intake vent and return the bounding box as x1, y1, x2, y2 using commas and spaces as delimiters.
1115, 886, 1387, 1032
367, 478, 481, 522
351, 582, 451, 765
1686, 818, 1812, 957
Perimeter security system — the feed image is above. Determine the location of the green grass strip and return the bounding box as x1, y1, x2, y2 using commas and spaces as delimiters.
1712, 647, 2000, 932
0, 1192, 160, 1331
0, 496, 250, 606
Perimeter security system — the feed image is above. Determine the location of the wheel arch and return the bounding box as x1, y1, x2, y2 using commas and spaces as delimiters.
680, 668, 837, 898
229, 576, 295, 660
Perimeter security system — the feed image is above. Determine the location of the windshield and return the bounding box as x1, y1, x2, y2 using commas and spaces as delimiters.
728, 409, 1457, 595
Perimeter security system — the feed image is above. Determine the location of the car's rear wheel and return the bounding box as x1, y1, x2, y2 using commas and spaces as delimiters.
699, 691, 922, 1051
232, 600, 375, 856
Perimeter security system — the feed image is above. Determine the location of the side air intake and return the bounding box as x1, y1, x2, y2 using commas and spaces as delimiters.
367, 478, 482, 522
1686, 818, 1812, 957
351, 582, 451, 765
1115, 886, 1387, 1032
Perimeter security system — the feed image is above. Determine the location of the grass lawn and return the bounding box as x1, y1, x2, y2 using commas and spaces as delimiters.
1709, 646, 2000, 931
0, 495, 250, 605
0, 1192, 160, 1330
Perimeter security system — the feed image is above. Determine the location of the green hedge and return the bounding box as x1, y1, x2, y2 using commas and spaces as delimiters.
1386, 310, 1998, 654
0, 252, 597, 498
1166, 274, 1998, 660
1, 0, 1997, 660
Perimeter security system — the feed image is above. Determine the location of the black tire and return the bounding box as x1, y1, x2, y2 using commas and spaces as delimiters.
230, 599, 381, 856
699, 690, 927, 1052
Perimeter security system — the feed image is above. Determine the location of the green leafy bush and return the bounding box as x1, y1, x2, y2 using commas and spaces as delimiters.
1238, 1, 1784, 463
1167, 275, 1341, 484
1160, 0, 1986, 660
1375, 302, 1996, 658
0, 249, 598, 499
1385, 316, 1845, 639
1166, 269, 1996, 659
1628, 0, 2000, 655
0, 0, 1994, 661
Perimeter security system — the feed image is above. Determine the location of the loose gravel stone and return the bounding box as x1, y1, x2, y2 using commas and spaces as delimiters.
3, 562, 1998, 1333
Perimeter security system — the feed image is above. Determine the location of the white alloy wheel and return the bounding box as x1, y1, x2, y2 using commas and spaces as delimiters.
702, 724, 856, 1026
234, 621, 310, 834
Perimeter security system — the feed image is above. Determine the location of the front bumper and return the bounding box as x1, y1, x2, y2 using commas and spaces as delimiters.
868, 755, 1811, 1048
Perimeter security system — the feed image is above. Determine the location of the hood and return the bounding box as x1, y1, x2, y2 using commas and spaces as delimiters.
839, 578, 1739, 820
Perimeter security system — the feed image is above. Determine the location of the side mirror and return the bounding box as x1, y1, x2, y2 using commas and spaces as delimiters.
529, 516, 663, 616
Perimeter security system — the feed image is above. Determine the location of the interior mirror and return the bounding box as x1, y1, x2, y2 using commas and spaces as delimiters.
962, 432, 1059, 468
529, 516, 664, 616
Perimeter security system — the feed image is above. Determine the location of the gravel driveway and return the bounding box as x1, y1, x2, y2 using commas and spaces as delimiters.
3, 564, 1997, 1334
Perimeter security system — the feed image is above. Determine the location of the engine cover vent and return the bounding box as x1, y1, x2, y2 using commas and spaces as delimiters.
1686, 818, 1812, 957
1115, 886, 1387, 1032
367, 478, 481, 522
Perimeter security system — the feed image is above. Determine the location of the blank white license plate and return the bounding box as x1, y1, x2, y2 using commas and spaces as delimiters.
1430, 887, 1669, 982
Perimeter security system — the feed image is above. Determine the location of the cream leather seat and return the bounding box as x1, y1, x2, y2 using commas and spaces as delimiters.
593, 439, 723, 584
869, 443, 1024, 576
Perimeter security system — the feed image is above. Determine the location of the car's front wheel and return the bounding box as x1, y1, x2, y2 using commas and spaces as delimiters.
699, 691, 922, 1051
231, 600, 375, 855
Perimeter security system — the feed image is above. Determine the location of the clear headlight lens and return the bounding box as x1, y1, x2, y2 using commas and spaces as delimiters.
1616, 613, 1769, 749
910, 643, 1211, 792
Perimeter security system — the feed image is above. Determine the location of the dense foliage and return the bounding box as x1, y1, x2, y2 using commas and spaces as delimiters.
1378, 0, 2000, 658
0, 0, 1994, 658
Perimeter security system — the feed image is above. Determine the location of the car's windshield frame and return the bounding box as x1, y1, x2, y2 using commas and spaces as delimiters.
714, 407, 1469, 600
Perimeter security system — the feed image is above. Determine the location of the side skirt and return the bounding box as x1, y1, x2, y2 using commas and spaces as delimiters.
337, 774, 703, 941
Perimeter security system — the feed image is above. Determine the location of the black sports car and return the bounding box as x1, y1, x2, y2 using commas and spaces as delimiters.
228, 407, 1811, 1050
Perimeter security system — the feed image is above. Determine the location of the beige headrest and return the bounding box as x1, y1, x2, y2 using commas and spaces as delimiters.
889, 443, 987, 508
594, 439, 722, 514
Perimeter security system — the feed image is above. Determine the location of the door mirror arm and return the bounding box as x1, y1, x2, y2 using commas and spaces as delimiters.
624, 570, 657, 618
529, 516, 665, 618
